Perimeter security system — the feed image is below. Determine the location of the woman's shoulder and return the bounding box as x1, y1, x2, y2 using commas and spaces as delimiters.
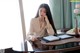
31, 18, 38, 21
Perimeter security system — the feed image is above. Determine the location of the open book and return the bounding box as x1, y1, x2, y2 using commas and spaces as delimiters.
43, 35, 59, 42
42, 34, 73, 42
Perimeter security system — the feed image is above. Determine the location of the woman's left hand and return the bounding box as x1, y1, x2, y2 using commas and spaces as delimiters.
44, 15, 50, 25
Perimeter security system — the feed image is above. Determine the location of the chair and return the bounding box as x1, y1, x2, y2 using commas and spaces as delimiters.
4, 48, 28, 53
4, 48, 13, 53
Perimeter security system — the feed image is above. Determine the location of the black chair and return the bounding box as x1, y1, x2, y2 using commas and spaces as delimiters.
5, 48, 28, 53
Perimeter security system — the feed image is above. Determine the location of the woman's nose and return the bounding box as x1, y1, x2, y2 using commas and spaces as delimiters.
41, 12, 45, 15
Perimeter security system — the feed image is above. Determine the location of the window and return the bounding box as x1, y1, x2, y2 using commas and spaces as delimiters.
0, 0, 23, 51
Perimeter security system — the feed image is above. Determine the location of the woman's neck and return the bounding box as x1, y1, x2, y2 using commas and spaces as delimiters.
39, 16, 45, 22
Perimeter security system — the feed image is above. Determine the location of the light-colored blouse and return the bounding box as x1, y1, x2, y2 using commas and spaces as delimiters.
27, 17, 55, 40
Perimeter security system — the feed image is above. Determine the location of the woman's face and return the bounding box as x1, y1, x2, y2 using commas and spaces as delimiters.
39, 7, 46, 18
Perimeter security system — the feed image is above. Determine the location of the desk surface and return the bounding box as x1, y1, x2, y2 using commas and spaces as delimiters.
41, 37, 80, 46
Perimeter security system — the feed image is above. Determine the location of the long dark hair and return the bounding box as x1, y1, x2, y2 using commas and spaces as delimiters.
35, 3, 57, 34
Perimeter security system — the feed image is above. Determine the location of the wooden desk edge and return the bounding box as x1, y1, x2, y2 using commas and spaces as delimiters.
35, 45, 80, 53
41, 37, 80, 46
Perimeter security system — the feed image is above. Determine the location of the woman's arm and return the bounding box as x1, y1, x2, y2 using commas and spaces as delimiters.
27, 18, 38, 41
45, 16, 55, 35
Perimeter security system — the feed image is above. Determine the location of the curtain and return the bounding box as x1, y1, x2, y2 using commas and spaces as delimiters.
49, 0, 72, 30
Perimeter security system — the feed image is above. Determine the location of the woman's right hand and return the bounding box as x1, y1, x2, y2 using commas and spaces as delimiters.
30, 36, 38, 42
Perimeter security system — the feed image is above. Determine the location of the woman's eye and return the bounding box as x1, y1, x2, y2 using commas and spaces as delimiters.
44, 11, 46, 13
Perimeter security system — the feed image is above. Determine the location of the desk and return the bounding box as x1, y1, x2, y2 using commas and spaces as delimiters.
41, 37, 80, 49
26, 37, 80, 53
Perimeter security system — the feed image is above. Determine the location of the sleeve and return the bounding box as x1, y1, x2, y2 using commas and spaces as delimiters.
47, 23, 55, 35
29, 18, 34, 35
45, 17, 55, 35
26, 18, 34, 40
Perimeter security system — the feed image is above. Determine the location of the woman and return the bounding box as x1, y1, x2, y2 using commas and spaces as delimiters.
27, 3, 56, 50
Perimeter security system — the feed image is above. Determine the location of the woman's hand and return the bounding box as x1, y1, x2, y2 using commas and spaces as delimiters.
30, 36, 38, 42
44, 15, 50, 25
30, 33, 38, 42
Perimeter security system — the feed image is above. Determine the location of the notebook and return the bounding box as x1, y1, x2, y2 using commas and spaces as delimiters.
58, 34, 73, 40
43, 35, 60, 42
